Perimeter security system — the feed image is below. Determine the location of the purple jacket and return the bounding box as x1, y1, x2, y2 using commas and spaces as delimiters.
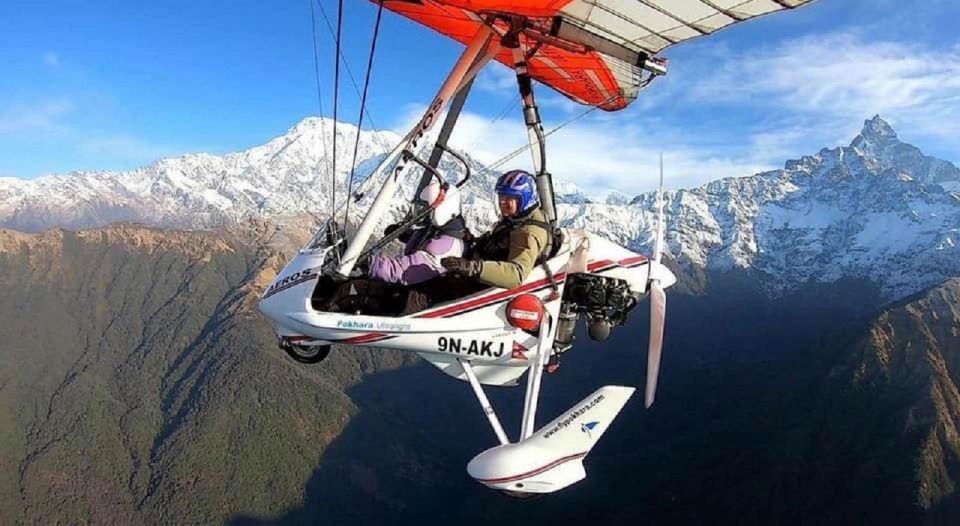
369, 231, 464, 285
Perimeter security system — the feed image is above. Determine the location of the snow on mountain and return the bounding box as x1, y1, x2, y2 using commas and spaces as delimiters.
553, 180, 591, 204
612, 116, 960, 299
0, 118, 401, 231
526, 116, 960, 301
2, 115, 958, 301
600, 190, 632, 206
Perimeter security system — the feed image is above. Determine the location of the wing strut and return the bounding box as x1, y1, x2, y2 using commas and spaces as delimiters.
460, 359, 510, 445
336, 26, 500, 276
520, 314, 554, 439
414, 76, 475, 198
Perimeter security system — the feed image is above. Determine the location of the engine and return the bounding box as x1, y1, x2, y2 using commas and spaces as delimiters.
555, 274, 639, 350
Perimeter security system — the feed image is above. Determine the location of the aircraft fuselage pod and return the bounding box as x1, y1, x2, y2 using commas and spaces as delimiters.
259, 228, 673, 384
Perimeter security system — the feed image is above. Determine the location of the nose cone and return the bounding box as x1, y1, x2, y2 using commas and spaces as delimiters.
258, 291, 280, 324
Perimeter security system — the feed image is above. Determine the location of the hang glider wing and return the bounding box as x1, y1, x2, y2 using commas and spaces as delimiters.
375, 0, 815, 111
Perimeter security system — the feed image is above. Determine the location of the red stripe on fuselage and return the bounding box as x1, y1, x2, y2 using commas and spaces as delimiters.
340, 332, 389, 344
328, 255, 649, 343
415, 274, 565, 319
415, 254, 648, 319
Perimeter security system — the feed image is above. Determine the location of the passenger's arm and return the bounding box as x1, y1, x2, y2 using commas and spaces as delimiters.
369, 236, 463, 285
368, 252, 442, 285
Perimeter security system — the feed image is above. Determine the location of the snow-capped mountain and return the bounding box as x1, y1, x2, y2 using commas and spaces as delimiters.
553, 180, 591, 204
2, 115, 958, 301
0, 118, 402, 231
560, 116, 960, 300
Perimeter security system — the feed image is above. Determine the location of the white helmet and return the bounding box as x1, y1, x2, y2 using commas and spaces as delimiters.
418, 180, 461, 226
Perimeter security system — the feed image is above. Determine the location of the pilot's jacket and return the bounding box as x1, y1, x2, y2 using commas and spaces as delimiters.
471, 207, 552, 289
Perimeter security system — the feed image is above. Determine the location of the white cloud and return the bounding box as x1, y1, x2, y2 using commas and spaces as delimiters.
0, 97, 177, 175
416, 108, 780, 196
475, 65, 516, 94
0, 99, 73, 134
686, 32, 960, 144
389, 31, 960, 197
43, 51, 61, 68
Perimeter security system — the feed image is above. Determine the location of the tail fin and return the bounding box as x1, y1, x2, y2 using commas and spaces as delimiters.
531, 385, 635, 451
468, 386, 634, 494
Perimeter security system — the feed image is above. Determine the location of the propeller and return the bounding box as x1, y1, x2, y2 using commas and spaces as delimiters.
645, 154, 668, 409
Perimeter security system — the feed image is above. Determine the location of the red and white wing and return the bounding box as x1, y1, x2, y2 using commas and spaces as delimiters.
376, 0, 815, 110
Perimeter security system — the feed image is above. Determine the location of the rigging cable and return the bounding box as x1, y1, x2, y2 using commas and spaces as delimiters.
462, 93, 520, 154
488, 93, 620, 171
343, 0, 385, 226
313, 0, 392, 154
308, 0, 332, 213
331, 0, 345, 213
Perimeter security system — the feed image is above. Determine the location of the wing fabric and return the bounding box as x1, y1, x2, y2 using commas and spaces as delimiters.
376, 0, 814, 111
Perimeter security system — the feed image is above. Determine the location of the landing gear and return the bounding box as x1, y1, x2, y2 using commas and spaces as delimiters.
279, 339, 331, 364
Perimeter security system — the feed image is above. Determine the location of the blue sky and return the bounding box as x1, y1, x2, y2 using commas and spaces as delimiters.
2, 0, 959, 194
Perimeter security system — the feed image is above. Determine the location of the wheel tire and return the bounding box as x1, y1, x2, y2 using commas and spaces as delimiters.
283, 343, 331, 364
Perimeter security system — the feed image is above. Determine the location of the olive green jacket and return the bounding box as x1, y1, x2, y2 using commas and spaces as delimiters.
474, 208, 552, 289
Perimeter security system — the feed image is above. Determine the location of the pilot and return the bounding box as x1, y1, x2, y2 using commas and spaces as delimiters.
368, 179, 466, 285
440, 169, 552, 289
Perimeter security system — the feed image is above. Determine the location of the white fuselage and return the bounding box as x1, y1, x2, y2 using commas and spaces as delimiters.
258, 229, 674, 383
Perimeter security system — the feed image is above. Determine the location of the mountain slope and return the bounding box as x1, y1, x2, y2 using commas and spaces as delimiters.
233, 272, 960, 526
818, 278, 960, 522
0, 223, 413, 524
1, 224, 958, 524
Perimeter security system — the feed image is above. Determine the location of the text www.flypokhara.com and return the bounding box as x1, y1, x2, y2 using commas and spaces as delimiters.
542, 394, 605, 439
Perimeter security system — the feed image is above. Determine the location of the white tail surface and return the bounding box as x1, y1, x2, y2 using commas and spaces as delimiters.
467, 385, 634, 494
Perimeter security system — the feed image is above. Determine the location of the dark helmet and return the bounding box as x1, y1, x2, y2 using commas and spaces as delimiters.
494, 169, 539, 216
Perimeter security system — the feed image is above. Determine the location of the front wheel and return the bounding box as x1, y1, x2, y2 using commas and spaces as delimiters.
281, 342, 331, 364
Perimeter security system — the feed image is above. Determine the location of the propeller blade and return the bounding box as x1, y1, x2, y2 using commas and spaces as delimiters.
645, 280, 666, 408
653, 153, 665, 264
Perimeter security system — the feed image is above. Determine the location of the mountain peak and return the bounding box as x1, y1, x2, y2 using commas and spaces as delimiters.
857, 115, 898, 144
286, 116, 338, 136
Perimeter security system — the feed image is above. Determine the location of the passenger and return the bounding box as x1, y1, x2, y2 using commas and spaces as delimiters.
323, 180, 465, 315
368, 180, 466, 285
441, 169, 552, 289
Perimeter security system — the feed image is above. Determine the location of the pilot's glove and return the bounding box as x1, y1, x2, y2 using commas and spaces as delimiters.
441, 257, 481, 277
